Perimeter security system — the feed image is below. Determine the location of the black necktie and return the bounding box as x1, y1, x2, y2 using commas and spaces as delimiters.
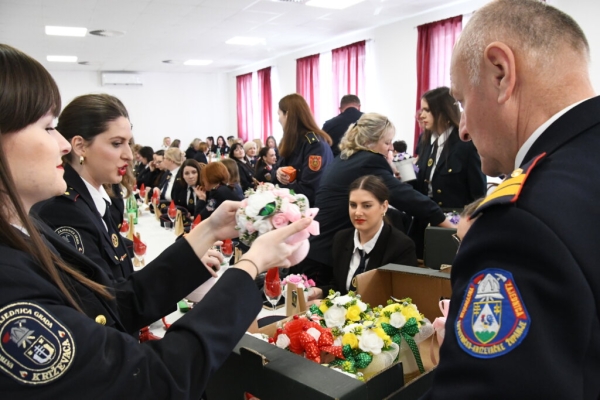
423, 138, 439, 184
102, 200, 113, 232
188, 187, 195, 206
350, 249, 370, 291
161, 172, 172, 197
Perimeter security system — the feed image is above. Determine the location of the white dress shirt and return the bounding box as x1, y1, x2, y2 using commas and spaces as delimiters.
346, 222, 385, 290
81, 177, 112, 231
164, 167, 180, 201
427, 127, 452, 196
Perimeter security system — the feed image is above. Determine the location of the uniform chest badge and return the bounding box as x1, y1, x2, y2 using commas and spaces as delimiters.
308, 155, 322, 171
0, 302, 75, 385
111, 233, 119, 248
455, 268, 530, 358
427, 158, 433, 167
55, 226, 84, 253
206, 198, 216, 212
189, 198, 194, 205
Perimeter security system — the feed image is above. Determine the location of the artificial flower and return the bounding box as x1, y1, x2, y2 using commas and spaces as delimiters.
358, 329, 384, 355
346, 305, 362, 322
342, 332, 359, 349
324, 305, 347, 328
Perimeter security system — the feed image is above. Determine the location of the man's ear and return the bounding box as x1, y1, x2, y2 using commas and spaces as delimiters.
483, 41, 516, 105
70, 136, 86, 157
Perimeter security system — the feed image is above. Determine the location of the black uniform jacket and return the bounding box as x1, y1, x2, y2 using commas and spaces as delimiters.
322, 107, 363, 157
412, 127, 486, 208
425, 96, 600, 399
255, 163, 274, 183
194, 184, 241, 221
308, 150, 446, 267
273, 133, 334, 205
235, 158, 255, 192
171, 182, 197, 215
33, 164, 133, 282
136, 164, 161, 194
0, 221, 262, 399
193, 152, 208, 164
318, 224, 417, 296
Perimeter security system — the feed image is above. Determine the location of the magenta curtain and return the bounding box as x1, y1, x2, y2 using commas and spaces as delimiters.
332, 40, 366, 112
257, 67, 272, 143
415, 16, 462, 152
236, 72, 253, 142
296, 54, 320, 119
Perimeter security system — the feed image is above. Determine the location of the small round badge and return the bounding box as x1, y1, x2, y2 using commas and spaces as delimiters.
111, 233, 119, 248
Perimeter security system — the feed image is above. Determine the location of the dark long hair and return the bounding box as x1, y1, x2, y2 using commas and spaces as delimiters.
348, 175, 390, 204
229, 142, 248, 163
418, 87, 460, 160
176, 159, 202, 187
278, 94, 331, 158
0, 44, 110, 310
255, 146, 274, 173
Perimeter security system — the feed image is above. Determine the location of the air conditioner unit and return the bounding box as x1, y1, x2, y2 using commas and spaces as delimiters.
101, 72, 143, 86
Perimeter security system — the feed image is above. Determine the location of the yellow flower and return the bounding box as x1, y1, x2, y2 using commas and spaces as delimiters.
346, 305, 362, 322
382, 304, 401, 314
376, 316, 390, 325
319, 302, 330, 314
373, 326, 391, 346
401, 304, 422, 322
342, 332, 359, 349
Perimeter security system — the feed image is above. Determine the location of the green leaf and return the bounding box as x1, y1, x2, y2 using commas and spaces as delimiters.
258, 201, 277, 217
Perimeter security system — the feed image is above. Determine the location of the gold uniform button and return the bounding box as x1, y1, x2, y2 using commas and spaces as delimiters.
438, 202, 443, 206
511, 168, 523, 178
437, 189, 442, 194
448, 168, 453, 173
95, 315, 107, 325
114, 255, 119, 260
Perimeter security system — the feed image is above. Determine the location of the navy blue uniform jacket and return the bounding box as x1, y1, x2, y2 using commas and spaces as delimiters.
412, 127, 486, 208
0, 220, 262, 399
425, 96, 600, 399
274, 134, 333, 205
318, 224, 417, 296
322, 107, 363, 157
308, 150, 446, 267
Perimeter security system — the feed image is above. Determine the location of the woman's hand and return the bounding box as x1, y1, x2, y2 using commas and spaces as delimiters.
240, 218, 312, 275
439, 217, 456, 228
276, 169, 290, 185
307, 287, 323, 301
194, 186, 206, 201
200, 244, 223, 277
205, 200, 242, 240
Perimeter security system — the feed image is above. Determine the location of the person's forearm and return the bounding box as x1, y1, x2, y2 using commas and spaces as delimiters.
184, 222, 217, 260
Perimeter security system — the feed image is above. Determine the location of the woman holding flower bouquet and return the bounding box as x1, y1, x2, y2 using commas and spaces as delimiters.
309, 175, 417, 299
0, 43, 313, 399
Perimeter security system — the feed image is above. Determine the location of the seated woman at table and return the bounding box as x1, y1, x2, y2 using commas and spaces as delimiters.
159, 147, 184, 202
194, 162, 241, 220
255, 146, 277, 183
229, 142, 256, 192
193, 141, 209, 164
0, 47, 312, 399
221, 158, 245, 199
173, 159, 204, 215
215, 135, 229, 156
309, 175, 417, 299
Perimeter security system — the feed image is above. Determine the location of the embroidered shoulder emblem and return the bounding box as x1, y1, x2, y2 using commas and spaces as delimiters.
0, 302, 75, 385
55, 226, 84, 253
308, 155, 322, 172
455, 268, 530, 358
206, 198, 216, 212
473, 153, 546, 218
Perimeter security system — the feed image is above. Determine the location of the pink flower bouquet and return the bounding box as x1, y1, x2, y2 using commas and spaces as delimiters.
235, 183, 319, 265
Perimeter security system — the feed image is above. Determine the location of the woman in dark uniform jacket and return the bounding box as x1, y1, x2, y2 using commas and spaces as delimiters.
172, 159, 203, 215
229, 142, 255, 192
215, 135, 230, 156
1, 43, 312, 399
411, 87, 486, 257
309, 176, 417, 298
136, 146, 160, 192
293, 113, 453, 285
274, 94, 334, 205
194, 162, 241, 220
255, 146, 277, 183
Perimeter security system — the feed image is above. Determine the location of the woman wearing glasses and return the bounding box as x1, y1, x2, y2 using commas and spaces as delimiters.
1, 43, 311, 398
292, 113, 453, 285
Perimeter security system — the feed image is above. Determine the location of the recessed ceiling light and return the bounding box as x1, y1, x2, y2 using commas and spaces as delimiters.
45, 26, 87, 37
226, 36, 265, 46
306, 0, 365, 10
183, 60, 213, 66
47, 55, 78, 63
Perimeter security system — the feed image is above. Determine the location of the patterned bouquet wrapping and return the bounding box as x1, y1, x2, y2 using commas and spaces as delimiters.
235, 183, 319, 265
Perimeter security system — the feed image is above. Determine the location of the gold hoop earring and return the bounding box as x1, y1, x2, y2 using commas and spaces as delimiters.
79, 156, 85, 165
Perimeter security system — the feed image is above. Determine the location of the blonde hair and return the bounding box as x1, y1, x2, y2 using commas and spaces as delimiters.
164, 147, 183, 166
339, 113, 395, 160
243, 141, 257, 153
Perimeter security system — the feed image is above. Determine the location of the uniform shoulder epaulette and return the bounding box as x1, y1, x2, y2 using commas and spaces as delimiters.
472, 153, 546, 218
305, 131, 319, 145
62, 187, 79, 202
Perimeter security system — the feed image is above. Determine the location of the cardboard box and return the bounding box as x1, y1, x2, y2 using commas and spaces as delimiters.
206, 264, 451, 400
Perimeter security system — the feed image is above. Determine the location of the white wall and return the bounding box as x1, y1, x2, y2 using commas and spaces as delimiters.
50, 70, 231, 150
227, 0, 600, 151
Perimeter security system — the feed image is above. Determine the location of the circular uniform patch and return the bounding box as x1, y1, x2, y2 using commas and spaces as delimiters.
111, 233, 119, 248
55, 226, 84, 253
455, 268, 530, 359
0, 302, 75, 385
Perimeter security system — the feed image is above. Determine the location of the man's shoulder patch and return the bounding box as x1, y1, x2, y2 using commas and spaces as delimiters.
473, 153, 546, 218
55, 227, 84, 253
455, 268, 530, 359
0, 302, 75, 385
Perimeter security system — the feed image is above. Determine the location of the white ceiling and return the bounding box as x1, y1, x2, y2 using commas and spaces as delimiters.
0, 0, 456, 73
